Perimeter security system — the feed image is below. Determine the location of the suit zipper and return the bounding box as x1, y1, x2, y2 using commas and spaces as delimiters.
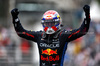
48, 35, 50, 65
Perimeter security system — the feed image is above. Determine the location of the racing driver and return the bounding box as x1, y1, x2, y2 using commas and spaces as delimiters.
11, 5, 91, 66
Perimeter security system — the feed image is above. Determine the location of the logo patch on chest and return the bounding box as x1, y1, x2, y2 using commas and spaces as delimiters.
42, 49, 57, 55
40, 43, 60, 48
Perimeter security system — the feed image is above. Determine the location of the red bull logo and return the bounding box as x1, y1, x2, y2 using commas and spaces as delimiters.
45, 15, 53, 20
41, 55, 59, 61
47, 15, 52, 17
42, 49, 57, 55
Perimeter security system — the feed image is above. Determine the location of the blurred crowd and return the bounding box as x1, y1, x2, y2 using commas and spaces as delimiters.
64, 20, 100, 66
0, 25, 32, 66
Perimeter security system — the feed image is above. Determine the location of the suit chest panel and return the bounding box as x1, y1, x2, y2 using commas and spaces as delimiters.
39, 38, 60, 49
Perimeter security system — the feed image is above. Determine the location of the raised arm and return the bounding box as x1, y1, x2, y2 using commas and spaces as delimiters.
62, 5, 91, 42
11, 8, 38, 42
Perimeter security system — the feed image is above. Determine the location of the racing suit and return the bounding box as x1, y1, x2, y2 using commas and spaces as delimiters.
11, 5, 90, 66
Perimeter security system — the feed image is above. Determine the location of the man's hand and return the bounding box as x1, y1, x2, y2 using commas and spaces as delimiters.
11, 8, 19, 18
83, 5, 90, 14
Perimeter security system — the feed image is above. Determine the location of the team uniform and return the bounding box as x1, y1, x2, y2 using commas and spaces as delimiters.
11, 5, 90, 66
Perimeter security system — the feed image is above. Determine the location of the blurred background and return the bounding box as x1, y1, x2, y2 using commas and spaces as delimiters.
0, 0, 100, 66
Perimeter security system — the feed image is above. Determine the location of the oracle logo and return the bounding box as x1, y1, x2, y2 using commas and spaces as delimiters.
40, 43, 60, 48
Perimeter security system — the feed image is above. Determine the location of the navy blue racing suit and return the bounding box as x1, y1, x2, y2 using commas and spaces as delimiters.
11, 5, 90, 66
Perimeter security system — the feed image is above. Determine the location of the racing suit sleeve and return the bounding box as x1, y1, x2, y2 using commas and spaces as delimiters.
62, 5, 91, 42
67, 17, 90, 42
11, 8, 38, 42
12, 18, 38, 42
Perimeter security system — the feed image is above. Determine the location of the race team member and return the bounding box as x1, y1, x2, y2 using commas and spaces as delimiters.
11, 5, 90, 66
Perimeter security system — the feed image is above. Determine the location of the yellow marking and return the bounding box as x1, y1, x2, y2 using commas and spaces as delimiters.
31, 30, 32, 32
70, 29, 72, 31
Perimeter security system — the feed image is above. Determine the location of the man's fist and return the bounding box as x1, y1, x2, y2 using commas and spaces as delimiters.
83, 5, 90, 14
11, 8, 19, 18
